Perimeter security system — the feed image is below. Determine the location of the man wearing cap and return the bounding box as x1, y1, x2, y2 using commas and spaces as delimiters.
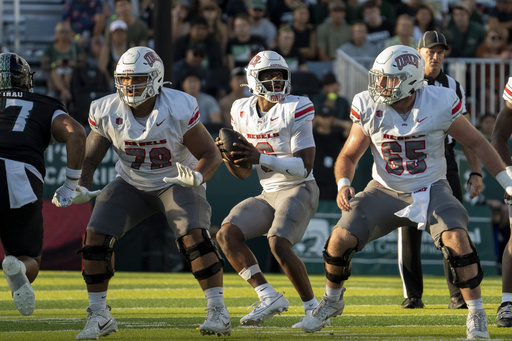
398, 31, 484, 310
443, 3, 486, 57
219, 67, 250, 127
248, 0, 277, 47
317, 0, 352, 61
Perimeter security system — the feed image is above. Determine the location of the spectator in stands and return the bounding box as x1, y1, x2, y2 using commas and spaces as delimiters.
248, 0, 277, 48
477, 26, 511, 59
182, 72, 222, 127
108, 0, 149, 48
98, 20, 129, 88
62, 0, 105, 59
488, 0, 512, 45
358, 0, 397, 25
200, 0, 229, 51
172, 43, 210, 91
219, 67, 250, 127
171, 0, 191, 41
140, 0, 155, 45
174, 16, 224, 69
339, 20, 380, 67
444, 2, 486, 57
448, 0, 485, 26
413, 5, 439, 42
384, 14, 418, 48
269, 0, 298, 28
361, 0, 394, 51
273, 25, 307, 71
292, 2, 317, 60
225, 13, 267, 69
41, 21, 88, 108
312, 105, 346, 201
317, 0, 353, 61
311, 72, 351, 134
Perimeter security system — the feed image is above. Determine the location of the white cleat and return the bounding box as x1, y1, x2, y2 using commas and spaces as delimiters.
240, 293, 289, 326
76, 305, 118, 340
301, 287, 346, 333
292, 314, 330, 328
466, 308, 490, 339
2, 255, 35, 316
199, 306, 232, 336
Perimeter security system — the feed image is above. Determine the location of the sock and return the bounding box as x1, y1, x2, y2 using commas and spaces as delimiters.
326, 285, 343, 300
502, 292, 512, 304
204, 287, 225, 309
466, 298, 483, 311
303, 297, 319, 313
88, 291, 108, 311
254, 283, 277, 300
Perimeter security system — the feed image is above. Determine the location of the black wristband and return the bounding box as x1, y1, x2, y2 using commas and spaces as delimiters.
469, 172, 482, 178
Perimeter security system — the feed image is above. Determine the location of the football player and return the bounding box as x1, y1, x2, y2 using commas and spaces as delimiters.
215, 50, 322, 328
0, 52, 86, 316
71, 47, 229, 339
301, 45, 512, 339
491, 78, 512, 328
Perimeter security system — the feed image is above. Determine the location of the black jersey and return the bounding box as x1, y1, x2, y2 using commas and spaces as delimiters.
0, 91, 66, 178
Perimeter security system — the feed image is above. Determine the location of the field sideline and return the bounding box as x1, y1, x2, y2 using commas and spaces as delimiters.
1, 271, 511, 340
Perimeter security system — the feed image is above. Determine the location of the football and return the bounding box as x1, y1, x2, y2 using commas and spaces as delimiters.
219, 128, 250, 167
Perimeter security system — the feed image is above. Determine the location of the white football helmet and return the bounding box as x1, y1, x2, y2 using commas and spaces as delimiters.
246, 50, 291, 103
114, 46, 164, 107
368, 45, 425, 104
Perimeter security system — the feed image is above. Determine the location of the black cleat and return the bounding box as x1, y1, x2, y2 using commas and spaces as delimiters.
497, 301, 512, 327
401, 297, 424, 309
448, 293, 467, 309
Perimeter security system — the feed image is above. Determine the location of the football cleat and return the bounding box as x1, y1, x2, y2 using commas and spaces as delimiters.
292, 314, 330, 329
497, 301, 512, 327
401, 297, 424, 309
199, 306, 232, 336
2, 255, 35, 316
301, 287, 346, 333
240, 293, 289, 326
76, 305, 118, 340
466, 309, 489, 339
448, 292, 467, 309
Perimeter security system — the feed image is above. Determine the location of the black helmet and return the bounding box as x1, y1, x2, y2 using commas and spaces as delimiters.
0, 52, 33, 91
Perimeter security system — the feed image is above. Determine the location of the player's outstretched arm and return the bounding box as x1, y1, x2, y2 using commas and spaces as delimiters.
183, 122, 222, 183
51, 114, 87, 207
79, 130, 112, 189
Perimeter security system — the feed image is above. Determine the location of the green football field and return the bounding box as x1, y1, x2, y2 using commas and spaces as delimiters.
1, 271, 511, 340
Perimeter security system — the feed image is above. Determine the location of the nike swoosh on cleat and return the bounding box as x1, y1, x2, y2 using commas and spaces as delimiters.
98, 319, 112, 330
286, 169, 292, 175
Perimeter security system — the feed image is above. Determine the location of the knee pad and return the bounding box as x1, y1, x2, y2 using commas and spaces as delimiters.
77, 235, 116, 285
323, 236, 356, 284
176, 229, 224, 281
440, 239, 483, 289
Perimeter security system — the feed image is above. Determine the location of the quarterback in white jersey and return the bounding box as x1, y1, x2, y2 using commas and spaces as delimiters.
72, 47, 231, 339
490, 76, 512, 328
216, 51, 321, 328
302, 45, 512, 339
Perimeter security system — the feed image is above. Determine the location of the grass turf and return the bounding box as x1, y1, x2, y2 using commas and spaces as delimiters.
0, 271, 511, 340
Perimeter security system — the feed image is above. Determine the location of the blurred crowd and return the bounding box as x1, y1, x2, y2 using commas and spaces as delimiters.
38, 0, 512, 202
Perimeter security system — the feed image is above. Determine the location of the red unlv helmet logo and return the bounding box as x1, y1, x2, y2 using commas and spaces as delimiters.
144, 52, 161, 67
249, 55, 261, 67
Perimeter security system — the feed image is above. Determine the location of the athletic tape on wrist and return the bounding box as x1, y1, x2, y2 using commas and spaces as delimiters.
66, 167, 82, 179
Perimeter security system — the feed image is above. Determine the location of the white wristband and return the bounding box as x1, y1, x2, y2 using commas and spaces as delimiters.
66, 167, 82, 179
64, 178, 79, 190
194, 171, 204, 185
496, 169, 512, 190
337, 178, 351, 191
506, 166, 512, 178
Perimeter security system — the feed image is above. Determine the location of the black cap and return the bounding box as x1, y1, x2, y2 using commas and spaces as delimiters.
418, 31, 449, 50
321, 72, 337, 86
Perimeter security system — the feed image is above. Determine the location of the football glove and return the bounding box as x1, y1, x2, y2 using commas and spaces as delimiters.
163, 162, 203, 188
72, 185, 102, 204
52, 178, 79, 207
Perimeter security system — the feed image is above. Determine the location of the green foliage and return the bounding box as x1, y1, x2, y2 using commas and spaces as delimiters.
0, 272, 510, 340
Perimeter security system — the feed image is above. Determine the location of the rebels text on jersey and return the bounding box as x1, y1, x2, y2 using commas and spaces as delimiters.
88, 88, 200, 191
0, 91, 66, 178
230, 95, 315, 192
351, 86, 462, 192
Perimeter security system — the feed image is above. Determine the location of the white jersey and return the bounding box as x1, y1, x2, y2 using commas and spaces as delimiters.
351, 86, 463, 192
89, 88, 200, 191
503, 77, 512, 103
231, 95, 315, 192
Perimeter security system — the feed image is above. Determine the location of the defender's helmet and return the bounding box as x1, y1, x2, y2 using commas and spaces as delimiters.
246, 51, 291, 103
368, 45, 424, 104
0, 52, 33, 92
114, 46, 164, 107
